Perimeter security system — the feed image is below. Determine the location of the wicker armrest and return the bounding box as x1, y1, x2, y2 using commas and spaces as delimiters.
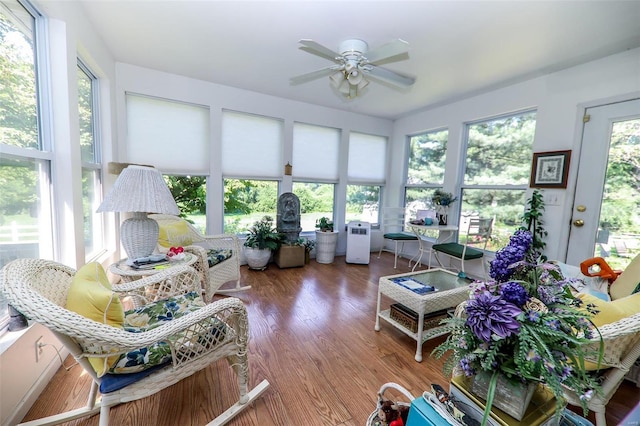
112, 265, 200, 303
72, 297, 248, 362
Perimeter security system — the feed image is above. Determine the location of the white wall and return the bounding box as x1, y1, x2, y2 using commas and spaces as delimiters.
390, 47, 640, 267
115, 63, 395, 254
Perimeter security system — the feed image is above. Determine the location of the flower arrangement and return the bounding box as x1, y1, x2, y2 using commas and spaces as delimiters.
243, 216, 283, 250
431, 189, 458, 206
433, 229, 602, 424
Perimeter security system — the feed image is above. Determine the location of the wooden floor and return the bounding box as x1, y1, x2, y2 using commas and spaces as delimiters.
23, 253, 640, 425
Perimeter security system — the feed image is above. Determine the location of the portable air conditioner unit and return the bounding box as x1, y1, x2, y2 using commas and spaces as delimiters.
346, 221, 371, 264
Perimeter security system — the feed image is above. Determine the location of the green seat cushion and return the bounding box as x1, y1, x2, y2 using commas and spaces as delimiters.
207, 248, 233, 268
432, 242, 484, 259
383, 232, 418, 241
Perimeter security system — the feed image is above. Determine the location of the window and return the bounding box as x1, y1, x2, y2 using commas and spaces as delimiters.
222, 111, 283, 233
0, 0, 52, 332
292, 182, 334, 231
78, 60, 103, 260
291, 123, 339, 231
461, 111, 536, 249
164, 175, 207, 234
347, 132, 386, 225
223, 179, 278, 234
404, 128, 448, 216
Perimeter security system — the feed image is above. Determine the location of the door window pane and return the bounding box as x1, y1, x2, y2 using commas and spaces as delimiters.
595, 118, 640, 269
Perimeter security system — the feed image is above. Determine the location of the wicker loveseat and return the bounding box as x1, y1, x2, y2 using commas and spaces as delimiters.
150, 214, 246, 301
0, 259, 268, 425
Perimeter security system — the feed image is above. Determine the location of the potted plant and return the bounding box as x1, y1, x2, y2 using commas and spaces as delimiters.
302, 238, 316, 264
315, 216, 338, 264
433, 229, 602, 424
274, 238, 306, 268
431, 189, 457, 225
243, 216, 283, 270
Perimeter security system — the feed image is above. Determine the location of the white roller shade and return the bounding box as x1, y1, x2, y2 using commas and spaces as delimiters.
126, 94, 210, 172
348, 132, 387, 183
292, 123, 340, 181
222, 110, 283, 178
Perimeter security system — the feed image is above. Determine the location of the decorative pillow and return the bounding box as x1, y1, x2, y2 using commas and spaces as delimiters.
610, 252, 640, 300
578, 292, 640, 370
66, 262, 125, 377
207, 249, 233, 268
108, 291, 222, 375
158, 220, 193, 249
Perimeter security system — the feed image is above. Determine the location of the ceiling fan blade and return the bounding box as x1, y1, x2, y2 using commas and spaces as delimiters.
365, 39, 410, 64
366, 65, 416, 87
290, 66, 339, 85
299, 39, 340, 61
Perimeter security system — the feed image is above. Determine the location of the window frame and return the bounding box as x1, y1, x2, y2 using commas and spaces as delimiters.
77, 58, 104, 261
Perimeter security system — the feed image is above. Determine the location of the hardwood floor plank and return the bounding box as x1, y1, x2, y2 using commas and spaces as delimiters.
21, 253, 639, 425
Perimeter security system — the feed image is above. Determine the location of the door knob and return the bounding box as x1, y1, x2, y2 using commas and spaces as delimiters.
573, 219, 584, 227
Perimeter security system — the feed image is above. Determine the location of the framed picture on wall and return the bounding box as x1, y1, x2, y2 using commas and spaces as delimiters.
530, 150, 571, 188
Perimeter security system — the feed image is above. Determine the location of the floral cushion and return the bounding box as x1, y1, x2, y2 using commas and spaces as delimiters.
207, 249, 233, 268
108, 291, 218, 375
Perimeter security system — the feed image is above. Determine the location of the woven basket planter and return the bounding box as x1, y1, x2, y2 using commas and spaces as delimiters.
315, 230, 338, 264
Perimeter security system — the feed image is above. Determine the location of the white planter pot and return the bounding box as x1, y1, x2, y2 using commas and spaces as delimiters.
244, 247, 272, 270
315, 230, 339, 264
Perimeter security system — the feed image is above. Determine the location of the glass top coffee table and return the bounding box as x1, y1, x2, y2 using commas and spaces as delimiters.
375, 268, 472, 362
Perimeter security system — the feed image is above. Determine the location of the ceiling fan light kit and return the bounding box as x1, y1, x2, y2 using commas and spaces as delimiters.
291, 38, 415, 99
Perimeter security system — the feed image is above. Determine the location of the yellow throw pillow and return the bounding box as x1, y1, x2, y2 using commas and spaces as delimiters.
157, 220, 193, 248
577, 292, 640, 370
610, 252, 640, 300
66, 262, 124, 377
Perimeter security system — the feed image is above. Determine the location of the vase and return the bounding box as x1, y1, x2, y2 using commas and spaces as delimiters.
470, 371, 537, 421
315, 230, 338, 264
436, 205, 448, 225
244, 247, 272, 270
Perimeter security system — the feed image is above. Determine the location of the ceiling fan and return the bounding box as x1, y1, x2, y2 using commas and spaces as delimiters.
290, 38, 416, 99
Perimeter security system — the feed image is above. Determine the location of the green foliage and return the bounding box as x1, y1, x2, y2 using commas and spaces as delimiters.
315, 217, 333, 232
431, 188, 457, 206
243, 215, 283, 250
520, 189, 547, 260
165, 175, 206, 216
407, 129, 448, 184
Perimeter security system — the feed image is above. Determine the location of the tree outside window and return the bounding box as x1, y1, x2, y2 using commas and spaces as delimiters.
461, 111, 536, 249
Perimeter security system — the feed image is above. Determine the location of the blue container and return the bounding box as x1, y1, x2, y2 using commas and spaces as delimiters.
406, 396, 451, 426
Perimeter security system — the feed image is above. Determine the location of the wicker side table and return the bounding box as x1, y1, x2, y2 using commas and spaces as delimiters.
375, 268, 471, 362
110, 253, 198, 283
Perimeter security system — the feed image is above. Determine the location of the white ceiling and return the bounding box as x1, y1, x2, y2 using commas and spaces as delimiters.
71, 0, 640, 120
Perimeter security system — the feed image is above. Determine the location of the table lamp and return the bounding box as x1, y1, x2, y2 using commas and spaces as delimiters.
97, 165, 179, 261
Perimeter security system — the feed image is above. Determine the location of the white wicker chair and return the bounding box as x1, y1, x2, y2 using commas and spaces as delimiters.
0, 258, 269, 426
150, 214, 246, 300
562, 311, 640, 425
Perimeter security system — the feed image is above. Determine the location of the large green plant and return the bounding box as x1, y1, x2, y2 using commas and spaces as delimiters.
521, 189, 547, 260
243, 216, 283, 250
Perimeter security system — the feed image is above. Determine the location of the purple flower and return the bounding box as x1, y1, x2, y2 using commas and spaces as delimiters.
526, 310, 541, 322
580, 390, 594, 401
465, 292, 522, 342
489, 230, 533, 282
460, 358, 476, 376
500, 282, 530, 306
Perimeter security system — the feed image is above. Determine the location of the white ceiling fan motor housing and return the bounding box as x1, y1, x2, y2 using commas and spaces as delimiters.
339, 39, 368, 57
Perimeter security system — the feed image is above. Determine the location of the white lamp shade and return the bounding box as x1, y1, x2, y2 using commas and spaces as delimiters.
97, 165, 179, 215
97, 165, 179, 260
